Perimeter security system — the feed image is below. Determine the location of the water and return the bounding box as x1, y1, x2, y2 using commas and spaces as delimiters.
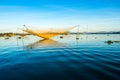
0, 34, 120, 80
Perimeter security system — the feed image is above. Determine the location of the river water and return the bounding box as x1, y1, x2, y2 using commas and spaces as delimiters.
0, 34, 120, 80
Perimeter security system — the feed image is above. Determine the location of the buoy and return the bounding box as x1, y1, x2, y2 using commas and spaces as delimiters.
18, 37, 22, 39
76, 37, 79, 40
60, 36, 63, 39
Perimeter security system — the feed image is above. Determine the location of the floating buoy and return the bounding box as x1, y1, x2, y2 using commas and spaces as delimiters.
76, 37, 79, 40
18, 37, 22, 39
60, 36, 63, 39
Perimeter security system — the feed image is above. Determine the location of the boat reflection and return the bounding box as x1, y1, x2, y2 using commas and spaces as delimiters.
26, 39, 67, 50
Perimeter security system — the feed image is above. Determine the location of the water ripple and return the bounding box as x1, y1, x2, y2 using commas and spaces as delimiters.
0, 35, 120, 80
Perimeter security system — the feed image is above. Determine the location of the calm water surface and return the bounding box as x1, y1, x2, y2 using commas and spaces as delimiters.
0, 34, 120, 80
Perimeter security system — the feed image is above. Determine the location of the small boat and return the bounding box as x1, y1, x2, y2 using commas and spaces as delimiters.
4, 37, 9, 39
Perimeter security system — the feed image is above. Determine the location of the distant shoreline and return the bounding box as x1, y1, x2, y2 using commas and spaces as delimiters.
0, 32, 120, 35
71, 33, 120, 34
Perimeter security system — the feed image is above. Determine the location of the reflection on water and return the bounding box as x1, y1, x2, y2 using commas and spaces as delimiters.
0, 34, 120, 80
26, 39, 67, 50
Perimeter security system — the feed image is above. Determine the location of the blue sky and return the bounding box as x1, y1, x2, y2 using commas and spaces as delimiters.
0, 0, 120, 32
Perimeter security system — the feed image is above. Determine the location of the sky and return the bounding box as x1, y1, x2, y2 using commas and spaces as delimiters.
0, 0, 120, 32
